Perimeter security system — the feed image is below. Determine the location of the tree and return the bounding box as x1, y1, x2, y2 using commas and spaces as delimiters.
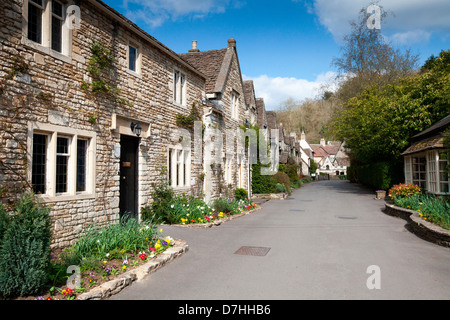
332, 5, 419, 103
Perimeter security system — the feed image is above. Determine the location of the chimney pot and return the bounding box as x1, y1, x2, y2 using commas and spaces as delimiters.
188, 40, 200, 52
228, 37, 236, 48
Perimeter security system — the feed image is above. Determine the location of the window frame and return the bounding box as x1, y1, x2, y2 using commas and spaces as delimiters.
167, 146, 191, 189
231, 91, 240, 121
126, 41, 142, 77
173, 69, 186, 107
22, 0, 73, 62
28, 122, 96, 202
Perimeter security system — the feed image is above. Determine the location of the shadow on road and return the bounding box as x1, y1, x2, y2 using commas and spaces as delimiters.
309, 180, 376, 196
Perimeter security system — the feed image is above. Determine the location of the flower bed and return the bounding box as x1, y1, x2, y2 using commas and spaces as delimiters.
178, 198, 258, 226
17, 220, 177, 300
388, 183, 450, 230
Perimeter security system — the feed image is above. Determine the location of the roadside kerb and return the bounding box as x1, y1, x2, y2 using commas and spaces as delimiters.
384, 202, 450, 248
77, 239, 189, 300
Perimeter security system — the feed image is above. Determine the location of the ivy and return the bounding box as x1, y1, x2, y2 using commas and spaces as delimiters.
176, 103, 201, 129
0, 56, 30, 96
81, 41, 133, 108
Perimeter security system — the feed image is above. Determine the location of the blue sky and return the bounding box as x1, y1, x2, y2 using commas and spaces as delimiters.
104, 0, 450, 110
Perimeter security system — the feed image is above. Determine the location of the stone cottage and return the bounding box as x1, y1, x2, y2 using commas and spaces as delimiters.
179, 38, 252, 203
0, 0, 210, 247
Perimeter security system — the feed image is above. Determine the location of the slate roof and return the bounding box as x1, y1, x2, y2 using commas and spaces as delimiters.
402, 135, 444, 155
179, 48, 228, 93
402, 115, 450, 155
243, 80, 257, 109
91, 0, 204, 78
266, 111, 277, 129
256, 98, 267, 128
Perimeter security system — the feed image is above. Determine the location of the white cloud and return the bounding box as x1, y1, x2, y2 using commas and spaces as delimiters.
388, 30, 431, 46
244, 72, 338, 111
122, 0, 234, 28
303, 0, 450, 44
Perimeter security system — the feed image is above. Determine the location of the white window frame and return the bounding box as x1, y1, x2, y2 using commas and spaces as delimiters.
167, 146, 191, 189
173, 69, 186, 107
126, 41, 142, 78
223, 154, 233, 185
27, 122, 96, 202
231, 91, 239, 120
438, 150, 450, 194
405, 150, 450, 195
22, 0, 73, 63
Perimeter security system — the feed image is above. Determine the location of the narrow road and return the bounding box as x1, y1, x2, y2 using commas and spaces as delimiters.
110, 180, 450, 300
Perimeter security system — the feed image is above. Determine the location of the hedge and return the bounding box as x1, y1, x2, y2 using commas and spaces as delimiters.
347, 161, 404, 191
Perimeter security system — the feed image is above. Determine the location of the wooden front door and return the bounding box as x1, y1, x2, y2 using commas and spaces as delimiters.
119, 135, 139, 220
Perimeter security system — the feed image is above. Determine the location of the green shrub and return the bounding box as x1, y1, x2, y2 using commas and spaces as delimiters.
274, 172, 291, 194
251, 163, 277, 194
275, 183, 287, 193
0, 193, 52, 298
142, 179, 174, 223
211, 198, 239, 215
235, 188, 248, 201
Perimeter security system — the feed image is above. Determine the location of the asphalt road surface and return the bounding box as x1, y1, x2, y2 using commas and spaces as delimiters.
110, 180, 450, 300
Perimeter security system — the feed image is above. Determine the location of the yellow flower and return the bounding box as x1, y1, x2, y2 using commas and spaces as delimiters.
159, 228, 163, 233
123, 265, 127, 270
155, 243, 161, 250
103, 260, 107, 264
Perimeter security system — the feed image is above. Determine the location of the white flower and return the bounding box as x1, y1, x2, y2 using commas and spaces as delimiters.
106, 253, 110, 258
170, 204, 174, 208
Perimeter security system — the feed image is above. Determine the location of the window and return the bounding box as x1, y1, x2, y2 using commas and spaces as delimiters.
128, 45, 137, 72
404, 156, 412, 184
29, 122, 96, 200
173, 70, 186, 106
412, 156, 427, 191
28, 0, 43, 44
438, 151, 449, 193
32, 133, 47, 194
56, 136, 69, 193
224, 155, 233, 185
51, 0, 64, 52
427, 151, 437, 193
231, 92, 239, 120
76, 139, 88, 192
24, 0, 72, 59
168, 147, 190, 188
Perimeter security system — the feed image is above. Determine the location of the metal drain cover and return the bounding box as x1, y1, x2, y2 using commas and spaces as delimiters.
336, 216, 357, 220
234, 246, 271, 256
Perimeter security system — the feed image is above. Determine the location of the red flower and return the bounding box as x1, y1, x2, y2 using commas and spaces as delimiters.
139, 253, 147, 260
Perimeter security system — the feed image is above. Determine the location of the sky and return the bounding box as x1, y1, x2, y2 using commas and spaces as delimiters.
104, 0, 450, 110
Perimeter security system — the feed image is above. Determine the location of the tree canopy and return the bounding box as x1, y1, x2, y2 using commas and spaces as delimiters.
330, 49, 450, 164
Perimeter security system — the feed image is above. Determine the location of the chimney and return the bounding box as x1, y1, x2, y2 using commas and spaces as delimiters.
188, 40, 200, 52
320, 138, 325, 146
301, 131, 306, 141
228, 37, 236, 48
